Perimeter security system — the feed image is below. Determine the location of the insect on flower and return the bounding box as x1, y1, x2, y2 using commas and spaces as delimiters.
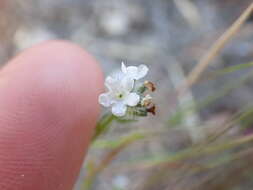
99, 62, 156, 117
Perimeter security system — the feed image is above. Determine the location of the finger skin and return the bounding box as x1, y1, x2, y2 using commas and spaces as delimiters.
0, 41, 103, 190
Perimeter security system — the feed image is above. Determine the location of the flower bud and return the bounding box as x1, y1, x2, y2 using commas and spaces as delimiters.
144, 81, 156, 92
146, 104, 156, 115
141, 94, 152, 107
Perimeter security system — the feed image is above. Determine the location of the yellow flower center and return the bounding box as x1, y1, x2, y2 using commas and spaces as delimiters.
116, 93, 124, 99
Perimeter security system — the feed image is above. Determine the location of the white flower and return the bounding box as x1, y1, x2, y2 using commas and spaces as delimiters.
99, 76, 140, 117
121, 62, 148, 80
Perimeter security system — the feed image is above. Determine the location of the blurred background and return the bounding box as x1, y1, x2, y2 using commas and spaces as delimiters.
2, 0, 253, 189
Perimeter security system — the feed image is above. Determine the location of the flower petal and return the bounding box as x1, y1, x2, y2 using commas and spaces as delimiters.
136, 64, 149, 80
111, 70, 125, 81
112, 102, 127, 116
105, 76, 119, 91
126, 66, 138, 79
121, 62, 127, 73
125, 92, 140, 106
121, 77, 134, 92
99, 93, 112, 107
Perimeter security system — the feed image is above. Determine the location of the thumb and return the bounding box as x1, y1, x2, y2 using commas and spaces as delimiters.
0, 41, 103, 190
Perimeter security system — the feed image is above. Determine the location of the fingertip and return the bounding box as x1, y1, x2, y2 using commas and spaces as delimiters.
0, 40, 103, 190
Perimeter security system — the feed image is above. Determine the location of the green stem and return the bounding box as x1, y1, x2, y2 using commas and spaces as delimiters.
92, 113, 115, 141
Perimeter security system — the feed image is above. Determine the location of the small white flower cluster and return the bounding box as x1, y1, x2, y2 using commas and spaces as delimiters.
99, 62, 155, 117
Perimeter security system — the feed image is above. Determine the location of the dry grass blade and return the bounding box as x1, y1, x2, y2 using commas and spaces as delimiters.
82, 135, 141, 189
178, 2, 253, 96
